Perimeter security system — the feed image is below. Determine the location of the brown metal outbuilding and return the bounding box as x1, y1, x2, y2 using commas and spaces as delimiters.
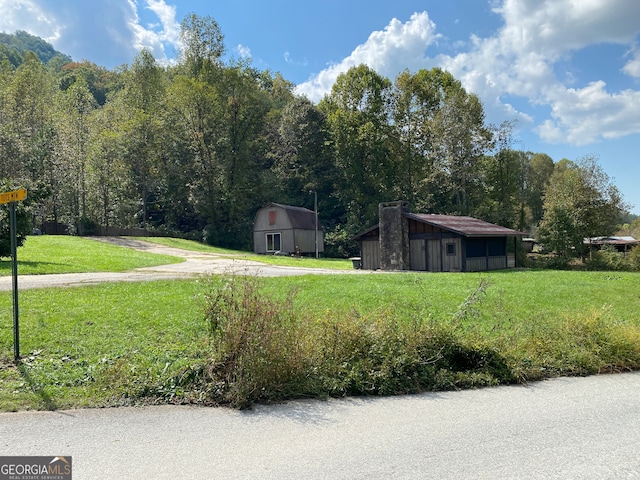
353, 201, 525, 272
253, 203, 324, 255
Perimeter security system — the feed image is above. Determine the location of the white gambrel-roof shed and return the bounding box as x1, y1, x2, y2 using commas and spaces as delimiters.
253, 203, 324, 255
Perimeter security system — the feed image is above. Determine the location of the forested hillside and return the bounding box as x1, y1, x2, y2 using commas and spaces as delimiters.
0, 30, 71, 69
0, 16, 628, 255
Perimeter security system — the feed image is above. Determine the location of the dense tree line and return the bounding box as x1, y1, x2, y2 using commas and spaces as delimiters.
0, 16, 628, 257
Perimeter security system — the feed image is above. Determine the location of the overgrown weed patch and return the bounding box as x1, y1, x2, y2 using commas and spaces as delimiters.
2, 271, 640, 410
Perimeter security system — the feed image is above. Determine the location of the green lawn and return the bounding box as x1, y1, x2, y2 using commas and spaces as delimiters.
1, 268, 640, 411
0, 236, 182, 275
136, 236, 353, 269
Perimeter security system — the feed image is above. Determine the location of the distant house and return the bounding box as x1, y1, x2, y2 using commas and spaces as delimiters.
253, 203, 324, 255
584, 236, 639, 254
353, 201, 525, 272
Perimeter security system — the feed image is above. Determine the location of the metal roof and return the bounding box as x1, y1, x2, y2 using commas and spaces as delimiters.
584, 236, 639, 246
406, 213, 526, 237
353, 213, 525, 240
268, 203, 322, 231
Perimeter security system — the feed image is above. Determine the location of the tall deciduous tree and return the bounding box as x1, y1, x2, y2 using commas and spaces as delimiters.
429, 75, 491, 215
272, 96, 336, 218
56, 76, 97, 230
391, 69, 442, 212
320, 64, 394, 231
538, 156, 626, 257
180, 13, 225, 79
527, 153, 554, 226
213, 61, 272, 247
115, 49, 167, 226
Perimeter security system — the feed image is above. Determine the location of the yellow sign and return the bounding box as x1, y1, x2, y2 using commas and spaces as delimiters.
0, 189, 27, 204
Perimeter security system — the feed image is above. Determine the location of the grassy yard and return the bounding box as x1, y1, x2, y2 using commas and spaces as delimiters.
0, 235, 182, 275
136, 236, 353, 270
1, 264, 640, 410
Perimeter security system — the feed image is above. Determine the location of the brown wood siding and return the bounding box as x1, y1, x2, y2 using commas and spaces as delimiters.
466, 256, 508, 271
409, 219, 444, 235
427, 239, 441, 272
361, 240, 380, 270
410, 239, 426, 271
442, 238, 462, 272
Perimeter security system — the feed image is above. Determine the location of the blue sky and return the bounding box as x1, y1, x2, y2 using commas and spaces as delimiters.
1, 0, 639, 214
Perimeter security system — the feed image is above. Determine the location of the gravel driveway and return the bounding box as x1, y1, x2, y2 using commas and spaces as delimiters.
0, 237, 369, 291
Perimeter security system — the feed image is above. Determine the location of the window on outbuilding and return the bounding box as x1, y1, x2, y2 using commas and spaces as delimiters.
266, 232, 281, 252
487, 238, 506, 256
446, 242, 456, 256
466, 238, 485, 258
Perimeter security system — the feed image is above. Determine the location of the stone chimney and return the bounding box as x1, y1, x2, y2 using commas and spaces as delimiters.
379, 201, 409, 270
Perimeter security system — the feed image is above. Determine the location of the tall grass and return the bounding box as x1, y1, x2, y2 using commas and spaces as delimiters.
185, 273, 640, 408
3, 270, 640, 411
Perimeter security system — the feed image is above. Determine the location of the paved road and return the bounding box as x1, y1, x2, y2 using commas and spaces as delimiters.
2, 372, 640, 479
0, 237, 371, 291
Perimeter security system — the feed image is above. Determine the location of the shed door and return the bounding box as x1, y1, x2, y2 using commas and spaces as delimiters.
410, 239, 426, 271
442, 238, 462, 272
361, 240, 380, 270
427, 240, 441, 272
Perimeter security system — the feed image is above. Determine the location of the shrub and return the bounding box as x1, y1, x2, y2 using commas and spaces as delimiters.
323, 225, 359, 258
196, 274, 516, 408
201, 274, 315, 408
585, 245, 634, 271
626, 245, 640, 271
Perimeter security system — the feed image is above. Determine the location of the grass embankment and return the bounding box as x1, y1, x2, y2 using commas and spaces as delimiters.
136, 236, 353, 270
0, 236, 182, 275
2, 265, 640, 411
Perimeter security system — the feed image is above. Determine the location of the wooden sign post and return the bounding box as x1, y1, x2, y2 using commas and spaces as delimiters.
1, 189, 27, 361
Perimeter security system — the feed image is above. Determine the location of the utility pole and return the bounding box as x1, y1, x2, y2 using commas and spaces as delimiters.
310, 190, 318, 258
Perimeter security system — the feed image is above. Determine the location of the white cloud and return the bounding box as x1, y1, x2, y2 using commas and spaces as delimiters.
284, 51, 308, 67
536, 82, 640, 145
0, 0, 60, 43
623, 47, 640, 78
237, 44, 251, 58
295, 12, 440, 101
0, 0, 181, 67
297, 0, 640, 146
453, 0, 640, 145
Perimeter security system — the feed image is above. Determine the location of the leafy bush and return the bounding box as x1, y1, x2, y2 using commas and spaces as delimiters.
625, 245, 640, 271
195, 274, 516, 408
323, 225, 359, 258
512, 307, 640, 380
585, 245, 638, 271
528, 254, 570, 270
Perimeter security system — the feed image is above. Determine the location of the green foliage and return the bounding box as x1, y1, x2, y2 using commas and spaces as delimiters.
197, 275, 516, 407
0, 31, 71, 68
3, 270, 640, 410
201, 275, 311, 408
0, 27, 628, 256
538, 156, 626, 257
584, 245, 640, 272
627, 246, 640, 271
323, 224, 359, 258
617, 217, 640, 241
0, 203, 29, 259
